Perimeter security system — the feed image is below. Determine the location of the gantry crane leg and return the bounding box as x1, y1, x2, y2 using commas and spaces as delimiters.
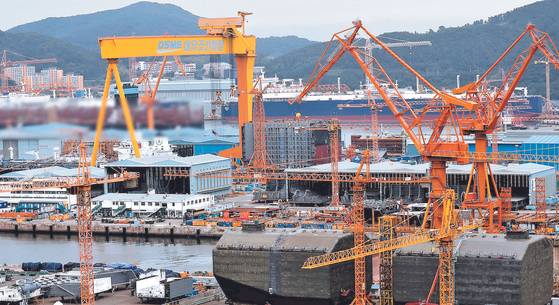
77, 185, 94, 305
91, 59, 141, 166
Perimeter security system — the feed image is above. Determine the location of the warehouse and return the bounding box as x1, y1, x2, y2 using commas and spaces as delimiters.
103, 154, 232, 196
0, 123, 87, 160
0, 166, 107, 212
285, 160, 555, 206
92, 193, 214, 218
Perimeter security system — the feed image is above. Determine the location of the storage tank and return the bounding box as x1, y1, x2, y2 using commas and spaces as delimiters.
393, 233, 553, 305
213, 229, 368, 305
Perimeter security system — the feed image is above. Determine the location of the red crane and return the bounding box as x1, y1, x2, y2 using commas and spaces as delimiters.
454, 24, 559, 231
134, 56, 188, 130
291, 20, 477, 229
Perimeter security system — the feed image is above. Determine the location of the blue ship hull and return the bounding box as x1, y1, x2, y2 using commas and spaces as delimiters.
221, 96, 545, 121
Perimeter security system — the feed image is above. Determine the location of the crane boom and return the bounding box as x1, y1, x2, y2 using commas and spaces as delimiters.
303, 229, 439, 269
369, 41, 432, 49
285, 20, 476, 229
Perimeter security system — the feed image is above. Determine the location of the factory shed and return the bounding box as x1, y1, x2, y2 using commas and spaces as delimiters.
0, 166, 106, 181
214, 230, 367, 305
103, 154, 231, 196
0, 123, 87, 160
0, 166, 108, 211
393, 234, 553, 305
284, 160, 555, 207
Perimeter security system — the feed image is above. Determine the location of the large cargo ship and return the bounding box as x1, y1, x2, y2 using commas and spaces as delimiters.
221, 77, 545, 122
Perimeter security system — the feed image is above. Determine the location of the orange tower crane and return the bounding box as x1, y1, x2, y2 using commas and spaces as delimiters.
454, 24, 559, 231
0, 144, 138, 305
301, 188, 474, 305
248, 77, 272, 171
290, 20, 477, 228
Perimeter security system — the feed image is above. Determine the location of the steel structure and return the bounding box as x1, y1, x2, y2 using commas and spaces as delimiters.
133, 56, 188, 130
379, 216, 396, 305
454, 24, 559, 231
248, 77, 273, 171
93, 13, 256, 165
302, 189, 475, 305
292, 120, 342, 206
0, 144, 138, 305
290, 20, 476, 228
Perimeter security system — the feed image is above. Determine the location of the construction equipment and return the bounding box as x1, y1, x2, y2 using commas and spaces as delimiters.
93, 13, 256, 165
454, 24, 559, 231
133, 56, 188, 130
1, 50, 57, 93
248, 76, 273, 171
302, 189, 476, 305
292, 119, 342, 206
0, 144, 138, 305
290, 20, 477, 229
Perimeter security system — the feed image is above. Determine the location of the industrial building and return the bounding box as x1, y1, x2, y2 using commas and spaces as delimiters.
0, 123, 87, 160
243, 120, 338, 169
393, 233, 553, 305
92, 193, 215, 218
0, 166, 107, 212
285, 160, 556, 206
103, 154, 232, 196
405, 128, 559, 170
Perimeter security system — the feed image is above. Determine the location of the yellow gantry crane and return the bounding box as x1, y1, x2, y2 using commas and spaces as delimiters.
92, 13, 256, 166
301, 189, 478, 305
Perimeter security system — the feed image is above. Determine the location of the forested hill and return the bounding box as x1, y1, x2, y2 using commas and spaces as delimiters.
264, 0, 559, 96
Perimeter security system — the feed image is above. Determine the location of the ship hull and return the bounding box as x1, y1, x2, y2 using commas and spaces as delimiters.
221, 96, 545, 121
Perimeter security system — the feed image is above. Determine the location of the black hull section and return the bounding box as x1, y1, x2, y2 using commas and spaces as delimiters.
216, 275, 352, 305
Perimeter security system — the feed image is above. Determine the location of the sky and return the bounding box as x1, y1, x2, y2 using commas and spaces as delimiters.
0, 0, 541, 40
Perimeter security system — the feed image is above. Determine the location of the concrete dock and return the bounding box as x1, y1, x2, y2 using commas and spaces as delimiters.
0, 220, 227, 239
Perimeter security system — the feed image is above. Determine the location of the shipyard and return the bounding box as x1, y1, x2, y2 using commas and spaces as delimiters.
3, 1, 559, 305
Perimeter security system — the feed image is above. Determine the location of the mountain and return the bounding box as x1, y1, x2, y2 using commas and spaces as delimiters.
257, 36, 317, 61
5, 0, 559, 95
8, 1, 202, 51
0, 30, 103, 79
264, 0, 559, 96
7, 1, 315, 65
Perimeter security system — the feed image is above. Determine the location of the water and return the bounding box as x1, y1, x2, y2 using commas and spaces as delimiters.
0, 234, 216, 272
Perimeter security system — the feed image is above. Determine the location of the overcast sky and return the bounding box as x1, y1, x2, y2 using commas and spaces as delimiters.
0, 0, 541, 40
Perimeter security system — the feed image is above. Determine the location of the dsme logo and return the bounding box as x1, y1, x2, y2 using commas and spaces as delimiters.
157, 39, 225, 54
157, 40, 183, 54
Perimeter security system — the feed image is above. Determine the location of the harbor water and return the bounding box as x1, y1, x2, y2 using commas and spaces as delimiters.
0, 233, 215, 272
